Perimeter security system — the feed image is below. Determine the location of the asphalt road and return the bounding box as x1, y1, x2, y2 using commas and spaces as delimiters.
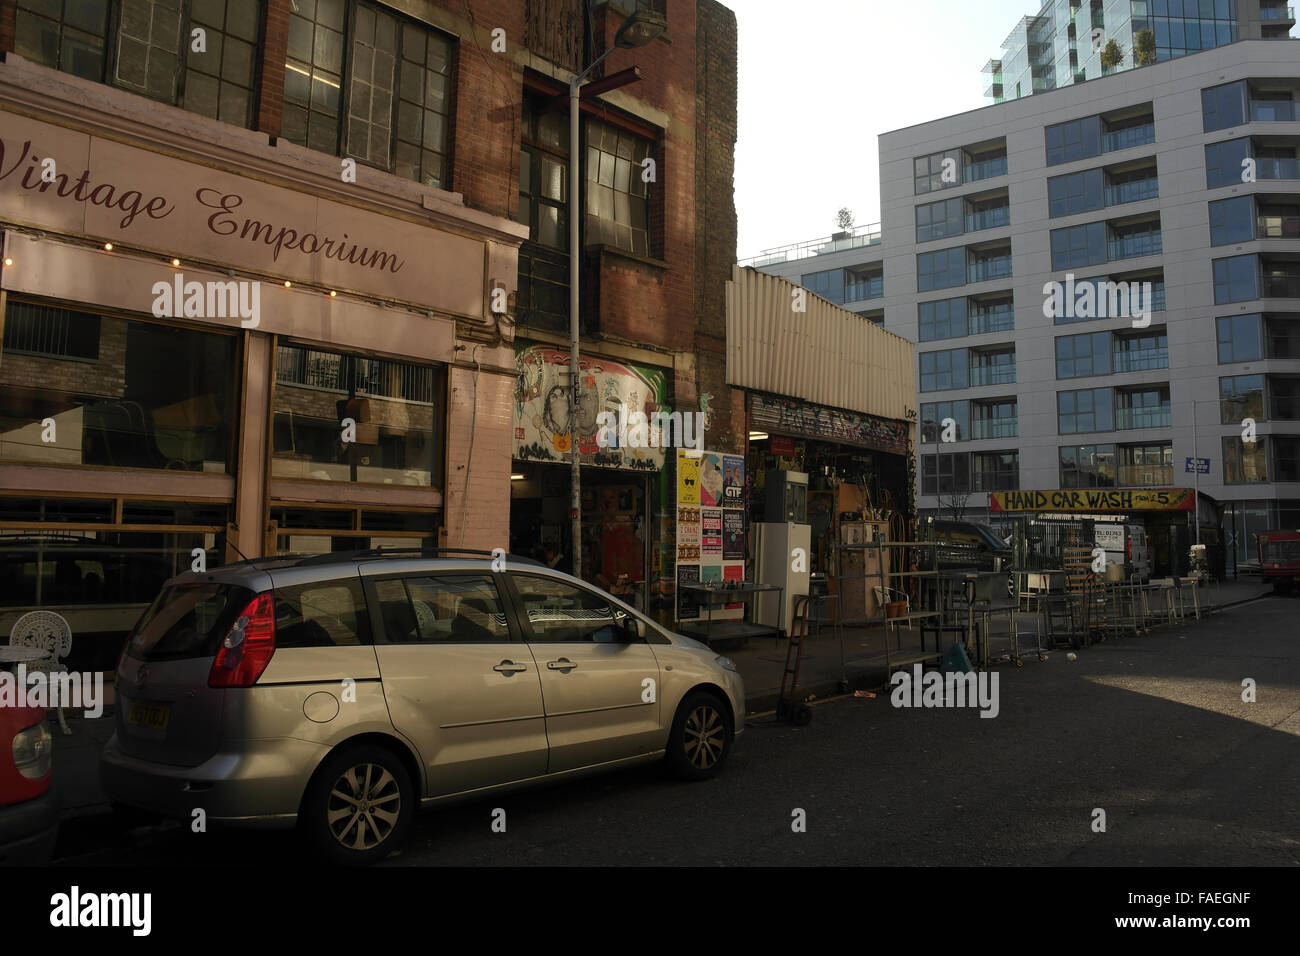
57, 595, 1300, 866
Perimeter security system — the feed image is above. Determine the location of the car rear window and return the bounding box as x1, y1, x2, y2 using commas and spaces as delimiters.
127, 583, 256, 662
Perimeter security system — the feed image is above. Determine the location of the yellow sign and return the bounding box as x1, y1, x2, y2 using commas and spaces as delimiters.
990, 489, 1194, 513
677, 451, 700, 506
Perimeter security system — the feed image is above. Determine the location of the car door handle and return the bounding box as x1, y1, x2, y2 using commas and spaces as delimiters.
493, 661, 528, 674
547, 658, 578, 671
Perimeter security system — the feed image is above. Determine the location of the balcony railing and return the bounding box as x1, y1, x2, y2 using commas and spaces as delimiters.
1117, 464, 1173, 487
844, 276, 884, 302
1102, 123, 1155, 153
1108, 231, 1162, 260
1259, 5, 1295, 20
968, 363, 1016, 386
1105, 178, 1159, 206
1258, 157, 1300, 180
1114, 406, 1172, 430
968, 256, 1012, 283
1259, 215, 1300, 239
968, 307, 1015, 334
1263, 275, 1300, 298
1250, 100, 1298, 122
1149, 285, 1166, 311
1113, 346, 1169, 372
738, 222, 883, 267
965, 206, 1011, 232
973, 471, 1019, 492
963, 156, 1009, 182
970, 417, 1018, 439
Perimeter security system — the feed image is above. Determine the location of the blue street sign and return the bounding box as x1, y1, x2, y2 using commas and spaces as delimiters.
1184, 457, 1210, 474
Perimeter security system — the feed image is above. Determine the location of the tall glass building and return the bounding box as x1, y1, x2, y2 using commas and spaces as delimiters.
983, 0, 1295, 103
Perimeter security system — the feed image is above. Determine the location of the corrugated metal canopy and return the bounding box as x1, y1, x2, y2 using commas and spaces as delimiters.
725, 265, 915, 424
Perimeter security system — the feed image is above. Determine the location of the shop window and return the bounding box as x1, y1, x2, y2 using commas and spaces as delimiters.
0, 299, 237, 472
272, 343, 441, 486
14, 0, 262, 128
283, 0, 453, 187
584, 117, 652, 257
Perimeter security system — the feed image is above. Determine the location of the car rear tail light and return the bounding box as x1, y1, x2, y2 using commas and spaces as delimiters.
12, 722, 53, 780
208, 593, 276, 688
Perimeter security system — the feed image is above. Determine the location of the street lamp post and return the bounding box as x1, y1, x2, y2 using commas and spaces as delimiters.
566, 9, 666, 578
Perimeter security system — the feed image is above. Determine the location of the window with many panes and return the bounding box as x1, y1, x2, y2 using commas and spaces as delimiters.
1205, 138, 1251, 189
916, 197, 964, 243
1220, 373, 1264, 423
914, 150, 962, 194
1213, 254, 1259, 303
1051, 222, 1108, 270
585, 117, 652, 257
1209, 195, 1255, 245
1060, 444, 1116, 488
801, 269, 845, 306
917, 247, 966, 293
920, 348, 968, 392
918, 297, 967, 342
1217, 314, 1263, 363
920, 400, 969, 443
972, 451, 1018, 491
14, 0, 262, 126
1045, 115, 1101, 166
1048, 168, 1104, 218
1056, 331, 1111, 378
1117, 442, 1173, 487
1058, 387, 1113, 434
1223, 435, 1268, 483
283, 0, 452, 187
921, 452, 971, 495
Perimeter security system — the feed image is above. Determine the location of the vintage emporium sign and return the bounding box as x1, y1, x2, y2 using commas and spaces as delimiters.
749, 393, 909, 455
990, 489, 1195, 513
0, 111, 485, 315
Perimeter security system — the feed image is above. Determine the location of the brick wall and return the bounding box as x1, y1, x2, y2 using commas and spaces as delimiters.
257, 0, 290, 139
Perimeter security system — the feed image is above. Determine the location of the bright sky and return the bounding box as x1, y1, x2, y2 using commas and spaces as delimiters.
731, 0, 1051, 259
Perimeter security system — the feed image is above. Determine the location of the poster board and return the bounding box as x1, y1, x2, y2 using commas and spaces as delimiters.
676, 449, 747, 623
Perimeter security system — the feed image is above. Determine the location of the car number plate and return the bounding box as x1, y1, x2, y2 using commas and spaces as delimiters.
127, 701, 171, 732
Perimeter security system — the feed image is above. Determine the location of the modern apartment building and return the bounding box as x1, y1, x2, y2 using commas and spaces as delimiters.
983, 0, 1294, 103
748, 38, 1299, 572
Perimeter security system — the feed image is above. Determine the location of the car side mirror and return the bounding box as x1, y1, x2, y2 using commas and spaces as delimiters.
615, 613, 646, 642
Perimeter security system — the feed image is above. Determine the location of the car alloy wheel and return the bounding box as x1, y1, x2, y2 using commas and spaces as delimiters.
683, 702, 725, 770
326, 762, 403, 852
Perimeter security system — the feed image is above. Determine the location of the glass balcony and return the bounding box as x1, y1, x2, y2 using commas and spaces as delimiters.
1259, 216, 1300, 239
967, 256, 1012, 283
1258, 157, 1300, 180
1108, 231, 1162, 260
1259, 5, 1295, 20
844, 276, 884, 302
1114, 406, 1172, 429
968, 364, 1016, 386
1117, 464, 1173, 487
1250, 100, 1298, 122
970, 417, 1018, 439
1112, 346, 1169, 372
968, 307, 1015, 334
973, 471, 1019, 492
1105, 178, 1159, 206
1263, 275, 1300, 298
1149, 285, 1166, 311
965, 206, 1011, 232
963, 156, 1008, 182
1102, 123, 1155, 153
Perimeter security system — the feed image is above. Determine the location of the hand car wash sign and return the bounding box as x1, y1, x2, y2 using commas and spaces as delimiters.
989, 489, 1194, 512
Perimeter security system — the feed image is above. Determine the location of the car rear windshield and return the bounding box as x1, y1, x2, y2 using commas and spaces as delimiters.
126, 583, 256, 662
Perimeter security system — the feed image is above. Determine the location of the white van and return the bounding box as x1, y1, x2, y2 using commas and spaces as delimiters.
1094, 523, 1151, 582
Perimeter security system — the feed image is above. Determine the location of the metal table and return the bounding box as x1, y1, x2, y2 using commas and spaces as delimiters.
0, 646, 52, 671
679, 582, 786, 647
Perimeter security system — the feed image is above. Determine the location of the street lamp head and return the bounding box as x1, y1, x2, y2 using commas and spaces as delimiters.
614, 9, 667, 48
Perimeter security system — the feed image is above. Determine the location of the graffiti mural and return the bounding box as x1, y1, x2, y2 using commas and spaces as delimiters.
513, 344, 671, 470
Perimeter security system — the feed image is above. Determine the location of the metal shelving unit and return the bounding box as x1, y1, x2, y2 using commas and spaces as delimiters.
834, 539, 948, 674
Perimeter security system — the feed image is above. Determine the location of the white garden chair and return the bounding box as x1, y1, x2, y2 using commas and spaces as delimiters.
8, 610, 74, 735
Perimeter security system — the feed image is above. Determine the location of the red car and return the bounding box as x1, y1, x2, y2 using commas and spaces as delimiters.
0, 704, 58, 864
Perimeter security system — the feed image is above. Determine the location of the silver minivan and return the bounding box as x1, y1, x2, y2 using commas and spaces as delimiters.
101, 549, 745, 864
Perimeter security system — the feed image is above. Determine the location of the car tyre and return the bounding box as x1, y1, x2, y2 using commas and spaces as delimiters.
301, 744, 414, 866
666, 690, 733, 781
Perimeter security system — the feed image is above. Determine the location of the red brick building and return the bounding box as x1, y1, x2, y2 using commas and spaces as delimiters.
0, 0, 737, 666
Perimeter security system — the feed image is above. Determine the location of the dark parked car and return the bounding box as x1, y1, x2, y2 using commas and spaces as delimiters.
0, 704, 58, 865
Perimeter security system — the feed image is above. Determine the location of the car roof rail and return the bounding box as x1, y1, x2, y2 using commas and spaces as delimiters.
290, 547, 546, 568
